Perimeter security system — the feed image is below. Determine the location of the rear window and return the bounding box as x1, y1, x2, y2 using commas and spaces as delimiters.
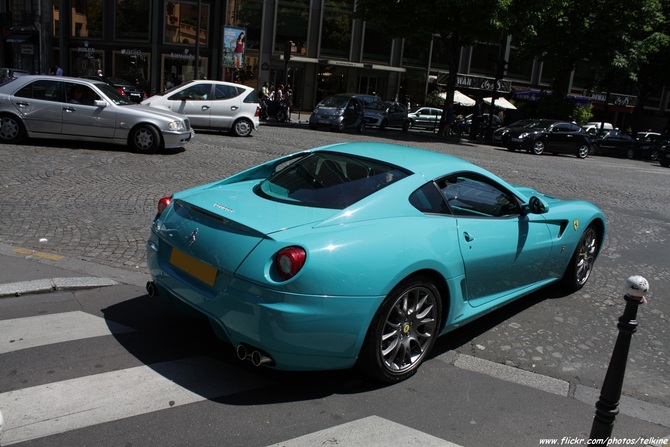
255, 151, 411, 209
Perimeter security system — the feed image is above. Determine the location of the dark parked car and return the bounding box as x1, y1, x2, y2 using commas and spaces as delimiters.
81, 75, 147, 103
379, 102, 409, 132
589, 129, 637, 158
459, 113, 503, 138
634, 132, 664, 161
492, 119, 539, 145
502, 119, 591, 159
659, 142, 670, 167
309, 94, 366, 133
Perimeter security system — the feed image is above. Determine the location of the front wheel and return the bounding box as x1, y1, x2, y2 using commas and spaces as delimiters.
560, 225, 600, 292
358, 276, 442, 383
577, 144, 590, 159
275, 110, 287, 123
130, 125, 161, 153
402, 121, 410, 132
532, 140, 545, 155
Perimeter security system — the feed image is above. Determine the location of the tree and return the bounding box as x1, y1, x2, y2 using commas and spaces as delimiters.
355, 0, 510, 133
507, 0, 665, 119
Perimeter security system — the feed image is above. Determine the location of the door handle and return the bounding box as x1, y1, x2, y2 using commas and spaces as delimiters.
202, 106, 210, 110
463, 232, 475, 242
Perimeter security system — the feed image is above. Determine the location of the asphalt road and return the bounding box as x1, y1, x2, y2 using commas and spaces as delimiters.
0, 120, 668, 412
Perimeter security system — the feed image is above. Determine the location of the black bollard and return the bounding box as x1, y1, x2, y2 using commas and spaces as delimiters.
589, 275, 649, 441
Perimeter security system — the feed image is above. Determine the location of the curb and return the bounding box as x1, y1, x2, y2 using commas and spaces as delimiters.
0, 277, 119, 298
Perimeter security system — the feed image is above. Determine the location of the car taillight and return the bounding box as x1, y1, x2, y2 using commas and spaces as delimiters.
275, 247, 306, 280
157, 196, 172, 216
255, 106, 261, 117
116, 87, 127, 96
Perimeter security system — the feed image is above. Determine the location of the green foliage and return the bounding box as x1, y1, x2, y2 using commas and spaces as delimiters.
570, 106, 593, 126
425, 90, 446, 108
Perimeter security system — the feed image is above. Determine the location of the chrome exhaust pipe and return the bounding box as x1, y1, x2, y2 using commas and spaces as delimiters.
251, 350, 273, 367
146, 281, 158, 297
236, 344, 249, 361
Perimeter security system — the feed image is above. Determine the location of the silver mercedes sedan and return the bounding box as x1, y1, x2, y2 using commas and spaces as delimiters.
0, 75, 194, 153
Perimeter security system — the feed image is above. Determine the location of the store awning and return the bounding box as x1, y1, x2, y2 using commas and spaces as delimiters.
6, 34, 31, 43
483, 96, 517, 110
438, 90, 476, 106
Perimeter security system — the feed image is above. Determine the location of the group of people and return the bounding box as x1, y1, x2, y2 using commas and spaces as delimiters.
259, 81, 294, 121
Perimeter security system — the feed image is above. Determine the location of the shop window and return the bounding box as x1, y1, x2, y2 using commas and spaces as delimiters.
113, 50, 151, 95
161, 53, 208, 92
72, 0, 103, 38
165, 1, 209, 45
362, 22, 391, 63
321, 10, 352, 58
116, 0, 150, 40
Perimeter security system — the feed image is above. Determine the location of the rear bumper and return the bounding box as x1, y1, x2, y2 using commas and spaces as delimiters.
146, 231, 384, 371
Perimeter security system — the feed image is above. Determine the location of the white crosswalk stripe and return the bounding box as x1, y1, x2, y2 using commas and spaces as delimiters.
0, 311, 462, 446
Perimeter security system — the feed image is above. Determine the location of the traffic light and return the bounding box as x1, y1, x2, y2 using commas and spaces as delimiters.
284, 41, 292, 61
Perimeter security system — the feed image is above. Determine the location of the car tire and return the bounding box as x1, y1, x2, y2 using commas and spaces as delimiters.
590, 144, 599, 155
560, 224, 600, 293
380, 120, 387, 131
532, 140, 545, 155
357, 120, 366, 134
626, 147, 635, 159
650, 149, 659, 161
129, 124, 161, 154
276, 110, 286, 123
0, 113, 26, 144
660, 160, 670, 168
577, 144, 589, 159
358, 276, 442, 383
232, 118, 254, 137
402, 121, 410, 132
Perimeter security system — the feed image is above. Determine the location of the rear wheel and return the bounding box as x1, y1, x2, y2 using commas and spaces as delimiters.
561, 225, 600, 292
0, 113, 26, 144
380, 120, 387, 131
130, 125, 161, 153
357, 120, 366, 134
532, 140, 545, 155
626, 147, 635, 159
232, 118, 254, 137
358, 276, 442, 383
402, 121, 410, 132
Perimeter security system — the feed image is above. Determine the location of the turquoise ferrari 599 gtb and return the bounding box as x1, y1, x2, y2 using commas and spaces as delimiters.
146, 142, 606, 383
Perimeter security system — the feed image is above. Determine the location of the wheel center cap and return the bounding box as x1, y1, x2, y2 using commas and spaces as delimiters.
402, 323, 411, 334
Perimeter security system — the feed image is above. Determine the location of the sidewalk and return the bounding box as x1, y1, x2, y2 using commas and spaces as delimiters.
0, 242, 668, 446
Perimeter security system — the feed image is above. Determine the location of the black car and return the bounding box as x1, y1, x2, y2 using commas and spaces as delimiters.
589, 129, 637, 158
502, 119, 591, 159
634, 132, 664, 161
458, 113, 503, 138
659, 142, 670, 167
81, 75, 147, 103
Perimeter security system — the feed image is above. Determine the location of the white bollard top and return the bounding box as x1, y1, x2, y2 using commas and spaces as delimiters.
624, 275, 649, 301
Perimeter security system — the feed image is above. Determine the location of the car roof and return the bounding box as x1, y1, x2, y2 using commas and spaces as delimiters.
0, 74, 109, 90
312, 142, 491, 181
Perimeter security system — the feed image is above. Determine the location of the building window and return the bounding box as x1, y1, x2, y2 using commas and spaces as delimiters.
275, 1, 309, 54
161, 53, 208, 91
113, 50, 151, 94
362, 22, 391, 63
227, 0, 262, 49
165, 1, 209, 46
72, 0, 103, 38
116, 0, 151, 40
321, 9, 352, 58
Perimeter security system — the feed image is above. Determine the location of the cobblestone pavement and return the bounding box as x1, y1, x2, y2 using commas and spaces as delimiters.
1, 123, 669, 407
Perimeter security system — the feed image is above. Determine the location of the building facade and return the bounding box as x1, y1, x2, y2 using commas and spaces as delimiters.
2, 0, 668, 131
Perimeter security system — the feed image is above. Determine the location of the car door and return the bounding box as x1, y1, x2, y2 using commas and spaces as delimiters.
547, 122, 575, 153
343, 98, 362, 127
167, 83, 213, 128
438, 174, 553, 306
210, 83, 245, 130
61, 82, 116, 139
387, 103, 406, 127
11, 79, 64, 135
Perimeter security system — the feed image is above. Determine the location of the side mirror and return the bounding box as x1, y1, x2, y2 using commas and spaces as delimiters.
521, 196, 548, 215
94, 99, 107, 108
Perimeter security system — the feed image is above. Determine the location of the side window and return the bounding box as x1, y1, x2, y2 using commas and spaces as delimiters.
15, 80, 64, 102
409, 183, 450, 214
553, 124, 569, 133
438, 175, 520, 218
214, 84, 242, 100
66, 83, 98, 105
171, 83, 212, 100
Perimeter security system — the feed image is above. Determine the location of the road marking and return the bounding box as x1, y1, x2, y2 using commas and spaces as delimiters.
267, 415, 462, 447
0, 311, 134, 354
0, 356, 271, 445
11, 247, 64, 261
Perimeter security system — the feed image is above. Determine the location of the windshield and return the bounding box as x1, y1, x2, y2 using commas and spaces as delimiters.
255, 151, 411, 209
318, 96, 349, 108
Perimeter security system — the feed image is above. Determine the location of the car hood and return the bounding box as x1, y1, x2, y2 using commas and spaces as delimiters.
125, 103, 188, 121
506, 127, 545, 137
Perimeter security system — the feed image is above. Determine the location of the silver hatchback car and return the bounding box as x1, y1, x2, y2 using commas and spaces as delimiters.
142, 80, 261, 137
0, 75, 194, 153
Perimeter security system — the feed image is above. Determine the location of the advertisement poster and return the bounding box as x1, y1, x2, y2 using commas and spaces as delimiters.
223, 26, 246, 69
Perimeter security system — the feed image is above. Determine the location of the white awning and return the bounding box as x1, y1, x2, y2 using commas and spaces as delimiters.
483, 96, 517, 110
438, 90, 476, 106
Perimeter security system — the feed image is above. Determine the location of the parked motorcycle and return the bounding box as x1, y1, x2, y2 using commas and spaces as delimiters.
260, 99, 288, 123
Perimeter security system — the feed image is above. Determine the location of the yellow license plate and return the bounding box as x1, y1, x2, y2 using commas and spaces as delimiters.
169, 248, 218, 287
